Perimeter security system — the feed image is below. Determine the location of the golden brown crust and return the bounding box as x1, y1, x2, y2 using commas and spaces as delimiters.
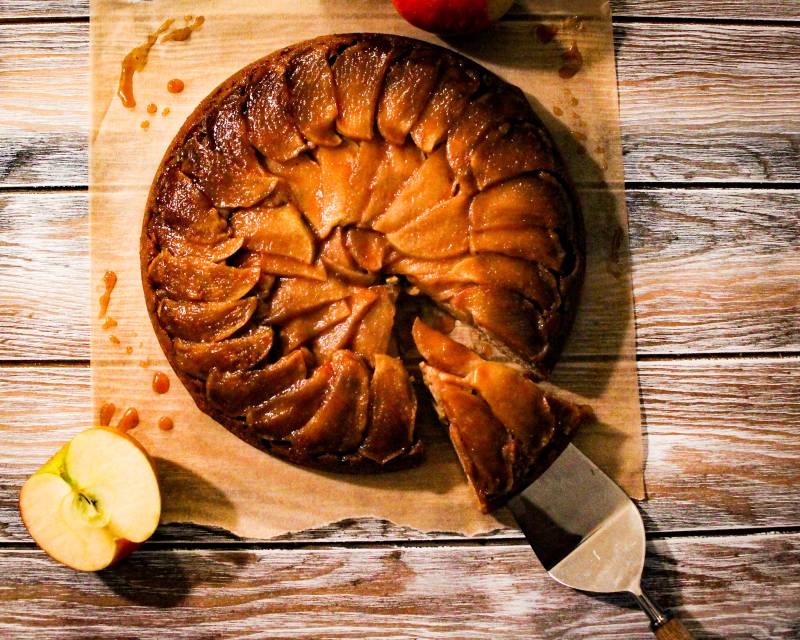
140, 33, 585, 478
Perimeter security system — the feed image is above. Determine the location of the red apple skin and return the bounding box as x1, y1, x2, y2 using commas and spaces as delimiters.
392, 0, 514, 35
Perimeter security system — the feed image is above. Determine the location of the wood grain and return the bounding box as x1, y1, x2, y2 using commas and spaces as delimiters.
1, 22, 799, 186
2, 189, 796, 361
1, 356, 797, 542
1, 0, 798, 22
0, 533, 797, 638
0, 191, 88, 359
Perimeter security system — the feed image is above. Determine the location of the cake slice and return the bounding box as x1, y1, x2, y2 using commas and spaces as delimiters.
412, 318, 591, 513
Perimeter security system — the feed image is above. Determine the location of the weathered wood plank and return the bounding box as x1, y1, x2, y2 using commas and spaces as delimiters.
1, 357, 797, 542
0, 534, 797, 639
1, 0, 798, 22
0, 24, 88, 186
616, 23, 800, 182
627, 188, 800, 353
0, 191, 88, 359
2, 189, 796, 360
1, 23, 799, 186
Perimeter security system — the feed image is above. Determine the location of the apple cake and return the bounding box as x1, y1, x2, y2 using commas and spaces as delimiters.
141, 33, 589, 511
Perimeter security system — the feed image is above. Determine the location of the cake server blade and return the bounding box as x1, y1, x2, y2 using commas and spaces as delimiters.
507, 444, 694, 638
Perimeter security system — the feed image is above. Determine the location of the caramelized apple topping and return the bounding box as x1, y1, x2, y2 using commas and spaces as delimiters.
247, 62, 307, 161
173, 325, 274, 379
333, 40, 395, 141
360, 355, 417, 463
148, 250, 260, 302
207, 348, 308, 416
157, 297, 257, 342
377, 48, 440, 145
286, 46, 340, 147
144, 34, 583, 476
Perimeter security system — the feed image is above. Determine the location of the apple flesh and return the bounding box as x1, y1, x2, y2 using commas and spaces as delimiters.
19, 427, 161, 572
391, 0, 514, 35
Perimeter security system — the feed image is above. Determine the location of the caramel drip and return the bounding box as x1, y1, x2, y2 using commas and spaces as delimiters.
158, 416, 175, 431
167, 78, 185, 93
152, 371, 170, 394
99, 402, 116, 426
147, 103, 158, 114
117, 408, 140, 432
98, 270, 117, 318
102, 316, 117, 330
559, 42, 583, 79
535, 24, 557, 44
161, 16, 204, 43
117, 18, 175, 108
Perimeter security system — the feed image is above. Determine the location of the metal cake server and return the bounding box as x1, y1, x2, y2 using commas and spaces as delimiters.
507, 444, 694, 639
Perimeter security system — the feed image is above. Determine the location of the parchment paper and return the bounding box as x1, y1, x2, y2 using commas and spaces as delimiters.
90, 0, 644, 539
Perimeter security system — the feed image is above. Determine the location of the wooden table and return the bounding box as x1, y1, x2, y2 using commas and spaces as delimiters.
1, 1, 798, 637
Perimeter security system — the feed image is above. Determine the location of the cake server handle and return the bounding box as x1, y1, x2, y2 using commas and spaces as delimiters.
634, 589, 694, 639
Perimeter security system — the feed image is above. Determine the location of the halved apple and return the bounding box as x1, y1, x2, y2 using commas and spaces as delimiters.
19, 427, 161, 572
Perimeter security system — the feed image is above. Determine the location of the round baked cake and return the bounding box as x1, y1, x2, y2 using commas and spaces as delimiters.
141, 34, 587, 509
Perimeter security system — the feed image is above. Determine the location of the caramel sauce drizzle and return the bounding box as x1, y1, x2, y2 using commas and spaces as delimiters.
559, 42, 583, 79
167, 78, 185, 94
99, 402, 116, 426
117, 407, 140, 432
152, 371, 170, 394
102, 316, 117, 330
161, 16, 204, 43
158, 416, 175, 431
98, 270, 117, 318
117, 18, 175, 108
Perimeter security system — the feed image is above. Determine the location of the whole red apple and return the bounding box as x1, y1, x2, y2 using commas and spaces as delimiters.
392, 0, 515, 35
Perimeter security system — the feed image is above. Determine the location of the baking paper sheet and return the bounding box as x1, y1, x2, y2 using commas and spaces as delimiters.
90, 0, 644, 538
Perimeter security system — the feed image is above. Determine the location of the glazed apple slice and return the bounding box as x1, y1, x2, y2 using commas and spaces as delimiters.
469, 173, 569, 231
360, 143, 424, 225
263, 277, 349, 324
206, 348, 309, 416
319, 228, 377, 285
377, 48, 441, 144
253, 254, 327, 281
450, 286, 544, 363
385, 194, 470, 259
316, 140, 360, 236
445, 88, 530, 191
173, 325, 274, 379
247, 362, 332, 437
231, 203, 315, 263
444, 254, 558, 310
147, 251, 260, 302
265, 154, 324, 235
182, 95, 279, 208
359, 355, 417, 464
470, 124, 555, 190
151, 221, 244, 263
280, 299, 352, 353
152, 165, 228, 244
351, 285, 397, 364
332, 39, 396, 140
19, 427, 160, 571
345, 228, 389, 273
287, 46, 340, 147
412, 318, 483, 377
372, 146, 453, 234
313, 288, 379, 360
470, 227, 565, 270
426, 372, 513, 512
347, 139, 385, 223
289, 351, 370, 453
158, 297, 257, 342
247, 62, 307, 161
410, 60, 480, 153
